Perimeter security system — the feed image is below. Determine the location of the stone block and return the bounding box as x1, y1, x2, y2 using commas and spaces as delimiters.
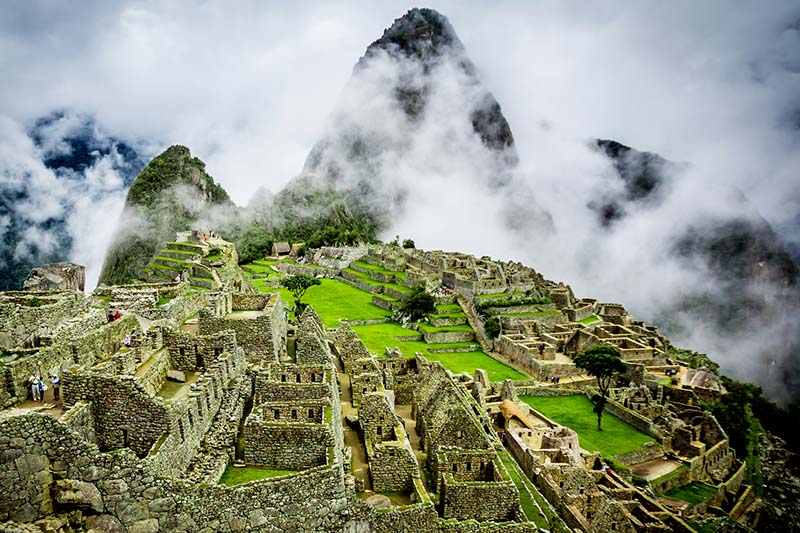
52, 479, 104, 513
128, 518, 160, 533
85, 515, 126, 533
166, 370, 187, 383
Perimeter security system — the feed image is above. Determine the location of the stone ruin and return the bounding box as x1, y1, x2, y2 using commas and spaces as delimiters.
0, 242, 764, 532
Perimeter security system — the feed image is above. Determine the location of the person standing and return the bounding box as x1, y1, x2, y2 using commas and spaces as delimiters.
37, 376, 45, 404
51, 374, 61, 401
29, 373, 40, 402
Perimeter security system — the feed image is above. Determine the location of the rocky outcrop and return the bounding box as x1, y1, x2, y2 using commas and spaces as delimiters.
23, 262, 85, 292
98, 146, 234, 285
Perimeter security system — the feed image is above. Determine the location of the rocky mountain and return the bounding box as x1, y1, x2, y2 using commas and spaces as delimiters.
274, 7, 546, 242
98, 145, 234, 285
593, 138, 800, 403
0, 111, 146, 290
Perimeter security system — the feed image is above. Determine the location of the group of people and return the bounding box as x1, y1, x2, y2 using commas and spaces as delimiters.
549, 375, 561, 384
28, 373, 60, 403
107, 309, 121, 322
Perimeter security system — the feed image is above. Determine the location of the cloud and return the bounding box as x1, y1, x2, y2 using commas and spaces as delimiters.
1, 1, 799, 400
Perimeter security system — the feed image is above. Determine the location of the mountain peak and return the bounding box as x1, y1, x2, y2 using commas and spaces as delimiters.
359, 8, 463, 65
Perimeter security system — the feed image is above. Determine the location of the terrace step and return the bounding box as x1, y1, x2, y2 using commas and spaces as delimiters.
166, 241, 205, 253
162, 249, 201, 260
153, 256, 190, 269
189, 277, 215, 289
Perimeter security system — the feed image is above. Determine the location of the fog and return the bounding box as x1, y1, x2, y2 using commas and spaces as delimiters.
1, 1, 798, 401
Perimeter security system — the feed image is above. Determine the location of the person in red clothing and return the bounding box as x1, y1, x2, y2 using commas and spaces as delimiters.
114, 310, 121, 321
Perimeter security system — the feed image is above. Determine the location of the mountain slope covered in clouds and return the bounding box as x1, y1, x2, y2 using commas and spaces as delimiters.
270, 7, 550, 247
0, 111, 146, 290
98, 145, 234, 285
590, 138, 800, 403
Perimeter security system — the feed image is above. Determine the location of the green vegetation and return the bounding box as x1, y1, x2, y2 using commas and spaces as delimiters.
219, 466, 296, 485
352, 260, 406, 280
352, 324, 527, 381
663, 481, 716, 505
273, 278, 391, 328
99, 145, 234, 285
495, 449, 550, 528
651, 464, 689, 487
574, 345, 627, 431
414, 322, 473, 333
398, 285, 436, 321
578, 314, 600, 325
521, 395, 653, 457
669, 346, 719, 375
281, 274, 322, 315
402, 239, 415, 249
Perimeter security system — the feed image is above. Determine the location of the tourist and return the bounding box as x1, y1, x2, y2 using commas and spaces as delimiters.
37, 376, 46, 404
29, 373, 40, 402
51, 374, 60, 401
114, 310, 121, 321
124, 334, 131, 347
107, 310, 115, 322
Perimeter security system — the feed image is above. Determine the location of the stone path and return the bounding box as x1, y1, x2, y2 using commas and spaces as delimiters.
630, 458, 683, 480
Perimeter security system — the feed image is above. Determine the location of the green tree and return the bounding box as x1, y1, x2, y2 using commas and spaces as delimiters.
484, 317, 501, 339
402, 238, 415, 249
281, 274, 321, 315
399, 284, 436, 321
574, 345, 627, 431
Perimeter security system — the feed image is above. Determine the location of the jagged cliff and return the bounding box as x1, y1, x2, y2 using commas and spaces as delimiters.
269, 7, 543, 243
98, 145, 233, 285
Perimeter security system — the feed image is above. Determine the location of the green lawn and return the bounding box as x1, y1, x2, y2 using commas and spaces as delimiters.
219, 466, 296, 485
351, 260, 406, 280
261, 278, 391, 328
578, 314, 600, 325
520, 395, 654, 457
352, 323, 528, 381
663, 482, 717, 505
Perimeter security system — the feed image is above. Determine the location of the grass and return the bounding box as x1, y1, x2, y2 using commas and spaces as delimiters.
578, 314, 600, 325
352, 323, 528, 381
273, 279, 392, 328
351, 260, 406, 280
414, 322, 473, 333
663, 481, 717, 505
495, 449, 550, 528
436, 304, 462, 312
219, 466, 296, 485
520, 395, 654, 457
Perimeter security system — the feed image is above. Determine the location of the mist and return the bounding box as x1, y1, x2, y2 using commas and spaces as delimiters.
1, 1, 799, 401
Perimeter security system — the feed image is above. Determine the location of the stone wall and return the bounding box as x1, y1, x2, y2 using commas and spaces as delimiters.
370, 442, 418, 493
59, 401, 96, 445
439, 472, 519, 522
243, 412, 332, 469
62, 370, 171, 457
0, 412, 349, 532
199, 292, 285, 363
164, 329, 237, 371
4, 315, 138, 405
0, 292, 89, 350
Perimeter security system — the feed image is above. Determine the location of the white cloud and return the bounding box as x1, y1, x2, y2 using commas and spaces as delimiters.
1, 1, 799, 400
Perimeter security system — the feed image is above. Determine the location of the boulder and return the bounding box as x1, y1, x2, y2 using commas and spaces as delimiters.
85, 515, 126, 533
365, 494, 391, 509
166, 370, 187, 383
24, 262, 85, 292
52, 479, 103, 512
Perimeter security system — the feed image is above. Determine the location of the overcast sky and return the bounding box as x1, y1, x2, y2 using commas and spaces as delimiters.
1, 1, 797, 204
2, 1, 800, 398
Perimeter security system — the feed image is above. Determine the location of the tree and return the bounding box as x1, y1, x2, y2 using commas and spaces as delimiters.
398, 284, 436, 322
402, 238, 415, 249
484, 317, 501, 339
280, 274, 321, 315
574, 345, 626, 431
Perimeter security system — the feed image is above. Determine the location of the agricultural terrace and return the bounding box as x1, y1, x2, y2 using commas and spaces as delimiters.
520, 395, 654, 459
242, 261, 529, 381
